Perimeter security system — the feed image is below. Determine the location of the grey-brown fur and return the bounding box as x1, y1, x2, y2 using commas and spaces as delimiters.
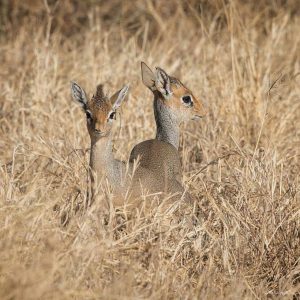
129, 62, 206, 203
153, 94, 180, 149
129, 63, 184, 198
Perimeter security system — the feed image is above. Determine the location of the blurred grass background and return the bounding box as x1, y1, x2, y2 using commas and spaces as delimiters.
0, 1, 299, 299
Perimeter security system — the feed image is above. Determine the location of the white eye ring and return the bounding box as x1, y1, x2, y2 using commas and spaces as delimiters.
108, 111, 116, 122
181, 95, 193, 107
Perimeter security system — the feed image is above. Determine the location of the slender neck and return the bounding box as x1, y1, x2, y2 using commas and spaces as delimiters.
89, 134, 118, 186
153, 95, 180, 149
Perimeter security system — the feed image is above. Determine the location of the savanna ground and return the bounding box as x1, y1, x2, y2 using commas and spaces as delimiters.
0, 0, 299, 299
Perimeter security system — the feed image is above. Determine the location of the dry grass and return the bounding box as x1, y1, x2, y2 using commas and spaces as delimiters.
0, 1, 299, 299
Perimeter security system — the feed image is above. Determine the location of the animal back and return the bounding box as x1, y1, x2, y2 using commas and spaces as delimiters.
129, 139, 182, 181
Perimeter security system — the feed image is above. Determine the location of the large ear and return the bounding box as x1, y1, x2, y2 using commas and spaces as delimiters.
155, 67, 172, 98
141, 62, 156, 91
70, 81, 88, 110
110, 85, 129, 110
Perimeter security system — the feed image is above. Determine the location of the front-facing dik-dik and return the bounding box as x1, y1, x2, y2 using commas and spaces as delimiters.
130, 62, 206, 193
71, 82, 129, 203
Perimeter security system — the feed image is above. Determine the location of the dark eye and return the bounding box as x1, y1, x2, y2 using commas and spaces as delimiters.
182, 95, 193, 106
109, 111, 116, 120
86, 111, 92, 120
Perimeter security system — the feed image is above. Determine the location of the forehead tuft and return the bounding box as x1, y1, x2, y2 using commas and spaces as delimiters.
91, 84, 109, 107
95, 84, 105, 98
87, 84, 111, 115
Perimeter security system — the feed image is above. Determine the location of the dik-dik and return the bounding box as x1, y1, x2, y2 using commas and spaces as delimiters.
129, 62, 206, 199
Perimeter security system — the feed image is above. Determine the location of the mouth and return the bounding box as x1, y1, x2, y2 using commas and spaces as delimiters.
192, 115, 204, 120
94, 130, 107, 137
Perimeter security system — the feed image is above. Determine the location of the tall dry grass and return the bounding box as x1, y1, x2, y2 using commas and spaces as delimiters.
0, 0, 299, 299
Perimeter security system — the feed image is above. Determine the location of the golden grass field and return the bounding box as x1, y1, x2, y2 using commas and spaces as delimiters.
0, 0, 299, 299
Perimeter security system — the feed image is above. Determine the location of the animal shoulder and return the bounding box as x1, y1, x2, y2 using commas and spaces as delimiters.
129, 139, 182, 177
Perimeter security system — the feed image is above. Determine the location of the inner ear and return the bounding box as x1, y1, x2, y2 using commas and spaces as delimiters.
155, 67, 172, 98
70, 81, 88, 110
110, 85, 129, 110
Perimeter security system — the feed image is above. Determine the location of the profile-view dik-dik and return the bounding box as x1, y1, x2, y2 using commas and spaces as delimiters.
129, 62, 207, 199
